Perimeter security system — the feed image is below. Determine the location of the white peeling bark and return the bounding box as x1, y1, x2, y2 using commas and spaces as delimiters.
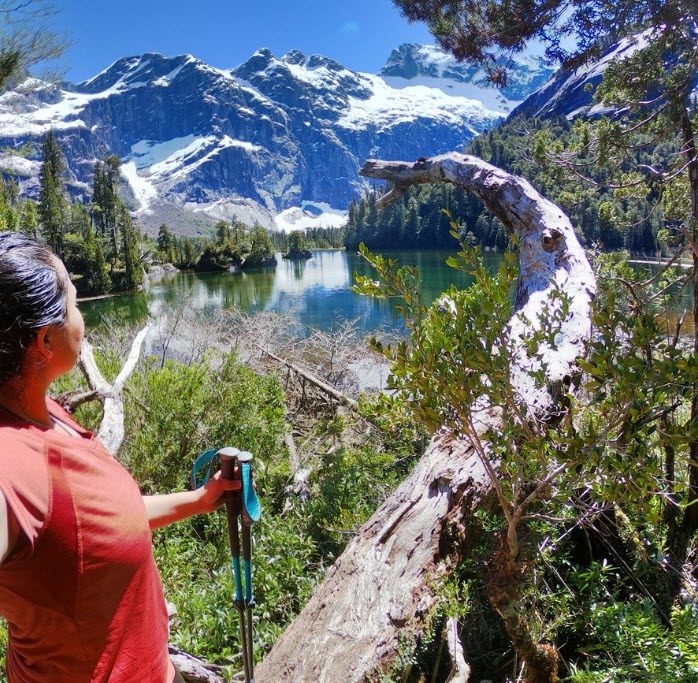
255, 153, 595, 681
445, 616, 471, 683
75, 325, 150, 456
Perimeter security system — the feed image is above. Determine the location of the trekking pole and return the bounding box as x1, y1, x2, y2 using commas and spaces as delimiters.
239, 453, 260, 683
218, 447, 251, 682
218, 447, 261, 683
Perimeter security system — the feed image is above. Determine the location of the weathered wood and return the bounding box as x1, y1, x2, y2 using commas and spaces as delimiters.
284, 429, 311, 506
75, 325, 150, 455
445, 616, 471, 683
168, 646, 226, 683
256, 154, 595, 681
260, 347, 358, 409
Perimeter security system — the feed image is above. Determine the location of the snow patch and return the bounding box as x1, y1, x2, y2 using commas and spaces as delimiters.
383, 74, 521, 113
274, 202, 348, 233
339, 74, 501, 133
121, 161, 158, 212
128, 135, 202, 169
151, 62, 188, 87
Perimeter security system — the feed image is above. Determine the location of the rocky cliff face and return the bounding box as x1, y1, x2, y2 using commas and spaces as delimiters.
0, 45, 547, 234
508, 33, 663, 121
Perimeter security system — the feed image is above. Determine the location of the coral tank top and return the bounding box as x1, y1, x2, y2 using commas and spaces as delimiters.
0, 399, 174, 683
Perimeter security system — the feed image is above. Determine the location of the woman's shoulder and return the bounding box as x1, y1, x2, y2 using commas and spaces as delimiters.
0, 424, 50, 553
46, 397, 94, 438
0, 422, 49, 456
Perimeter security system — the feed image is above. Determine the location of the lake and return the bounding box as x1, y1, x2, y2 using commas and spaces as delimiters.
79, 250, 693, 334
80, 249, 504, 333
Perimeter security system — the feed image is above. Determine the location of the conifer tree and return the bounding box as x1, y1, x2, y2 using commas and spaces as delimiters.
89, 241, 111, 295
183, 237, 196, 268
157, 223, 173, 253
215, 220, 231, 246
4, 204, 18, 232
19, 200, 37, 238
37, 130, 68, 256
119, 204, 142, 291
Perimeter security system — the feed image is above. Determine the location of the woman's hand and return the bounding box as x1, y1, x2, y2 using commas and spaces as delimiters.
196, 469, 242, 515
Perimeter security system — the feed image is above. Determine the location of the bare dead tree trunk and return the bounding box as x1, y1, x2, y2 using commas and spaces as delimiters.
57, 325, 150, 455
256, 153, 595, 682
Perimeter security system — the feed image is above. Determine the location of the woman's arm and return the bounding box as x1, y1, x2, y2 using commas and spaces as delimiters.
142, 470, 241, 530
0, 490, 21, 563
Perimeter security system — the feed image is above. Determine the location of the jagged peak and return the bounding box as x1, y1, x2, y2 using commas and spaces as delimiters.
305, 55, 345, 72
72, 53, 199, 94
282, 50, 306, 66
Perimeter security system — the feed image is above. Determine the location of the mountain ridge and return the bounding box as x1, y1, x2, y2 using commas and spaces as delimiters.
0, 45, 551, 235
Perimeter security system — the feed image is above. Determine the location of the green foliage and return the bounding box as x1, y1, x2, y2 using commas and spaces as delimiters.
155, 513, 317, 666
0, 1, 67, 92
303, 443, 408, 559
346, 114, 668, 254
37, 130, 68, 256
353, 231, 518, 438
120, 351, 286, 494
243, 225, 275, 267
353, 223, 698, 680
567, 600, 698, 683
195, 241, 243, 272
284, 230, 309, 257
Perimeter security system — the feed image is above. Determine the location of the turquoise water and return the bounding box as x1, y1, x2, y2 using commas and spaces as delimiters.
80, 249, 504, 333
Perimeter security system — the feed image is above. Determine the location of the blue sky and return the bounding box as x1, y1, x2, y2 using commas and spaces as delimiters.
52, 0, 434, 83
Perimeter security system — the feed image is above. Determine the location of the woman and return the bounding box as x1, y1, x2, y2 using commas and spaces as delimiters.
0, 232, 237, 682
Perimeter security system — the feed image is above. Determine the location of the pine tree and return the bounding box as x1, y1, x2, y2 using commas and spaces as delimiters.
244, 225, 275, 266
119, 204, 143, 290
37, 130, 68, 256
90, 241, 111, 295
157, 223, 174, 255
91, 155, 121, 260
91, 161, 105, 237
19, 200, 37, 238
215, 220, 231, 246
183, 237, 196, 268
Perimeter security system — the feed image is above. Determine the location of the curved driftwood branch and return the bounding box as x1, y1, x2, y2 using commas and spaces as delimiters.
256, 154, 595, 682
74, 325, 150, 456
361, 153, 595, 417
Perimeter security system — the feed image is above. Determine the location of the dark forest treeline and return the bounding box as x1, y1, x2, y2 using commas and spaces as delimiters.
345, 114, 666, 254
4, 131, 347, 297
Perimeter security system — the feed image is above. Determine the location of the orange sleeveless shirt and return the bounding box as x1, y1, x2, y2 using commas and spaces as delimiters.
0, 399, 174, 683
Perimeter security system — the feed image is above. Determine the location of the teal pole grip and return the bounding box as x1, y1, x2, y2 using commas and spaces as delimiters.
244, 559, 253, 603
232, 557, 244, 603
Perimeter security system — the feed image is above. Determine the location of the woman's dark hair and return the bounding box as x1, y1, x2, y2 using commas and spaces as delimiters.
0, 232, 66, 386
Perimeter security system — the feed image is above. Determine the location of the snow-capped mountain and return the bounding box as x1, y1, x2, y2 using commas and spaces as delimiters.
0, 46, 548, 234
381, 44, 555, 114
509, 33, 656, 120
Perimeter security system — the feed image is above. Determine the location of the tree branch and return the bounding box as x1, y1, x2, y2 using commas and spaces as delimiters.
76, 325, 151, 456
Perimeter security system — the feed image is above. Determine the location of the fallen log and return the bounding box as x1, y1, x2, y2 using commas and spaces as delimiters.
260, 347, 358, 410
255, 153, 596, 682
168, 646, 226, 683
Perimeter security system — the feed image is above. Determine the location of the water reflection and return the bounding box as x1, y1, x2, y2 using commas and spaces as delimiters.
80, 250, 498, 333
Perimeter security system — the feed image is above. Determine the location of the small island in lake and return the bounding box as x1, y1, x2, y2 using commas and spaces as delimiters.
282, 230, 313, 260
